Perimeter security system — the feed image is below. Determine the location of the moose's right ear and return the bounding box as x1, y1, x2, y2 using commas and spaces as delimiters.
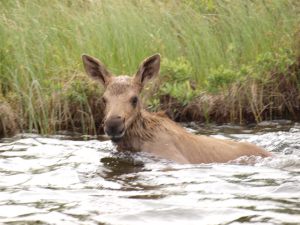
82, 54, 112, 86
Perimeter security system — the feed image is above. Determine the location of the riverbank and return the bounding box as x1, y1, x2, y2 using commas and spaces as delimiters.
162, 54, 300, 123
1, 0, 300, 137
1, 54, 299, 138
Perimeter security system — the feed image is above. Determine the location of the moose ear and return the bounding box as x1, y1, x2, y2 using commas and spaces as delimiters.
82, 54, 112, 86
134, 54, 160, 88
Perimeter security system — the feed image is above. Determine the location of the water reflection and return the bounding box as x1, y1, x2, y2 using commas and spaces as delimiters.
100, 153, 145, 176
0, 123, 299, 224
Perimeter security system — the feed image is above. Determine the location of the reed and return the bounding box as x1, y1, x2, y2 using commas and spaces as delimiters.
0, 0, 299, 136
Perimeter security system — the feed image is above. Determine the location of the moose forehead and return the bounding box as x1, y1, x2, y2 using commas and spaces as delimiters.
106, 75, 137, 95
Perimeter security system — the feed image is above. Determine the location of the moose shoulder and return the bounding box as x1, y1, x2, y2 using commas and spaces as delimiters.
82, 54, 271, 164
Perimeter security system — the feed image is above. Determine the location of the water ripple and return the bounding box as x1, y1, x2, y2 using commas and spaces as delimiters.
0, 125, 299, 225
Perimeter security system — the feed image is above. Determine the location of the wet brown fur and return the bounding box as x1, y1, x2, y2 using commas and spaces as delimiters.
82, 54, 272, 164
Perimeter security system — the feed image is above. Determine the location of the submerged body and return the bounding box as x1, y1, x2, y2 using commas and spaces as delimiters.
82, 53, 271, 164
117, 110, 271, 164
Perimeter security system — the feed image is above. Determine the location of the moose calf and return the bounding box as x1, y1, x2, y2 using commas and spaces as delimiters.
82, 54, 271, 164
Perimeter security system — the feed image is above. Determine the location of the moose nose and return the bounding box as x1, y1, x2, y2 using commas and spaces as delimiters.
104, 116, 125, 138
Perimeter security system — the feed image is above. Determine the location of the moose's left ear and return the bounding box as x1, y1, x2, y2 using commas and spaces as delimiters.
134, 54, 160, 88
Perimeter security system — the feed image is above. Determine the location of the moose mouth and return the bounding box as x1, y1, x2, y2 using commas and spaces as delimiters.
109, 130, 125, 143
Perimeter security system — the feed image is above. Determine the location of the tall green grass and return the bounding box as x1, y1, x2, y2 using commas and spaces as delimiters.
0, 0, 299, 134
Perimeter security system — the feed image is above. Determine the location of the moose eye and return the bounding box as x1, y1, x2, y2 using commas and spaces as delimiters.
130, 96, 138, 107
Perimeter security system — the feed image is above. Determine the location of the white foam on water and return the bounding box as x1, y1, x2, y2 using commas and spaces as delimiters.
0, 126, 299, 225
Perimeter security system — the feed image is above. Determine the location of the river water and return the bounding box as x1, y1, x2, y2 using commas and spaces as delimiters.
0, 122, 299, 225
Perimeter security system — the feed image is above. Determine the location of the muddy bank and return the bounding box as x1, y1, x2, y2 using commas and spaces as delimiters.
162, 59, 300, 124
0, 101, 18, 138
0, 59, 299, 138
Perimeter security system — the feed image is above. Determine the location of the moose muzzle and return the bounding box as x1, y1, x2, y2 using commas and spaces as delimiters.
104, 116, 125, 141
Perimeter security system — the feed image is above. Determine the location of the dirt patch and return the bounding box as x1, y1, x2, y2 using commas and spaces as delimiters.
0, 101, 18, 138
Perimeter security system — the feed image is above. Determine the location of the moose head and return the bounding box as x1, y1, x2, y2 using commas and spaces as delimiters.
82, 54, 160, 142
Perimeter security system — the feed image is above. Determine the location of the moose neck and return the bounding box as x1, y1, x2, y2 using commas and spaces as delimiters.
115, 109, 164, 151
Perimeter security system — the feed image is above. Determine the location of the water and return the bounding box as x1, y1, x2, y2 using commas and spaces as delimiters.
0, 122, 300, 225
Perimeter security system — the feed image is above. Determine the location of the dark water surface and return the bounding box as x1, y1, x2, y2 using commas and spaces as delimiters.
0, 122, 300, 225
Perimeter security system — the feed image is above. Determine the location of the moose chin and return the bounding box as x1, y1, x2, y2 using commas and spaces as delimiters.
82, 53, 272, 164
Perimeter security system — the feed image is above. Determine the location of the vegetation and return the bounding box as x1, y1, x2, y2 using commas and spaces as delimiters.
0, 0, 300, 137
